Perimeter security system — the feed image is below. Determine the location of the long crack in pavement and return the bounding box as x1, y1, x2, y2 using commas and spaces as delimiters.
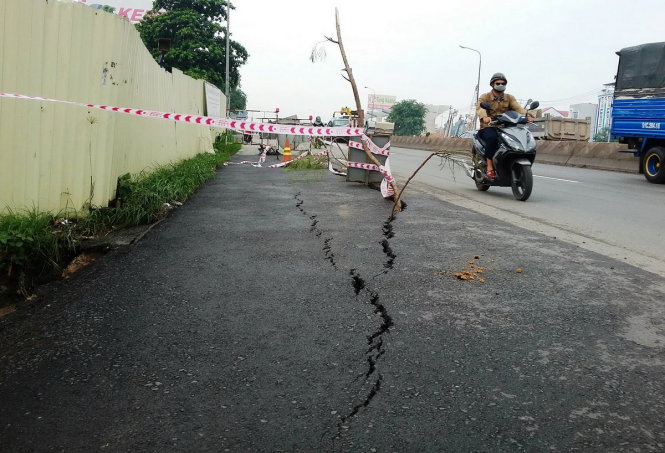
296, 193, 336, 269
295, 192, 397, 443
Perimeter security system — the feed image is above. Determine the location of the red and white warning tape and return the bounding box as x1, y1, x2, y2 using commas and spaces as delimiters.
348, 138, 391, 156
0, 92, 364, 137
223, 150, 267, 167
345, 160, 396, 198
346, 162, 394, 183
380, 158, 395, 198
1, 91, 397, 197
347, 136, 391, 156
267, 149, 329, 168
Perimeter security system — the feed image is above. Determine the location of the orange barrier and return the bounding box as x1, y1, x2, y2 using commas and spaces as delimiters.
282, 138, 292, 162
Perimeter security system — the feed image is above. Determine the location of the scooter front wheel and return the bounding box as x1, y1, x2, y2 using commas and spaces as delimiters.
475, 180, 490, 191
511, 165, 533, 201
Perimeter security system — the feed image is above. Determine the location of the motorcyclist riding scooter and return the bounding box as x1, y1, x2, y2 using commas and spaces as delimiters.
471, 73, 539, 201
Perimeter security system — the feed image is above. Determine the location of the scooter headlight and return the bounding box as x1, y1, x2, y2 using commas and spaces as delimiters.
502, 132, 524, 151
526, 132, 536, 151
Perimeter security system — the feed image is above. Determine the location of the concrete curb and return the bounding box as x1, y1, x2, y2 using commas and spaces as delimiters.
391, 136, 639, 174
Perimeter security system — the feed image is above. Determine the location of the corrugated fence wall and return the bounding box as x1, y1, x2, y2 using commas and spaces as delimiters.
0, 0, 224, 213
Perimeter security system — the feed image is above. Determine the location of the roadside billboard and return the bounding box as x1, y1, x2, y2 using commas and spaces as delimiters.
204, 82, 224, 118
75, 0, 154, 23
368, 94, 396, 111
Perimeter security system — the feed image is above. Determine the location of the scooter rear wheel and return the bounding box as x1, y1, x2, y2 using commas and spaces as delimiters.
511, 165, 533, 201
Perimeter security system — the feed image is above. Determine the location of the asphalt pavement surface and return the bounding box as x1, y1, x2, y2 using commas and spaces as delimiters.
389, 147, 665, 277
2, 146, 665, 452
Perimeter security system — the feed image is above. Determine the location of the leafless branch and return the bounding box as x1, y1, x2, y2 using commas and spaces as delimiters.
437, 151, 470, 182
392, 152, 438, 212
392, 151, 470, 213
309, 41, 327, 63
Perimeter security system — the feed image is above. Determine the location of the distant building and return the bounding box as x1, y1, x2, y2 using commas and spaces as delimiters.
424, 105, 451, 134
540, 107, 570, 118
450, 117, 467, 137
594, 83, 614, 138
570, 103, 597, 121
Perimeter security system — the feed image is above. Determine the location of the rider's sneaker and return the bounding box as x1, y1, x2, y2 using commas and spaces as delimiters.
486, 169, 497, 179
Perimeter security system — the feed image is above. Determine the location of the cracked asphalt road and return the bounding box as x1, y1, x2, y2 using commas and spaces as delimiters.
2, 148, 665, 452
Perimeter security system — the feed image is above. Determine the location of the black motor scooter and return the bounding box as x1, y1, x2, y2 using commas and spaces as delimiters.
470, 100, 539, 201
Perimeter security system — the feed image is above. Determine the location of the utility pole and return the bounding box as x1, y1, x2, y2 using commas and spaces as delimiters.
225, 1, 230, 116
365, 86, 375, 123
459, 45, 481, 130
447, 109, 458, 136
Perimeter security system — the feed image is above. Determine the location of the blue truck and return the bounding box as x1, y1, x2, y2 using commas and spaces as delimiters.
611, 41, 665, 183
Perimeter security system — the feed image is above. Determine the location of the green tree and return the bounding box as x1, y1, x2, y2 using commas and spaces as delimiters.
387, 99, 427, 136
593, 126, 617, 142
593, 127, 609, 142
136, 0, 249, 109
230, 87, 247, 110
593, 127, 610, 142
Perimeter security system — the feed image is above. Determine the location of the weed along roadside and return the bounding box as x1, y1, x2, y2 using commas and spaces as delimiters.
0, 134, 240, 312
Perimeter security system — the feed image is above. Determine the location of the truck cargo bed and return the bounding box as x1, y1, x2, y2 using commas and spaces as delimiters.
611, 98, 665, 138
527, 117, 591, 141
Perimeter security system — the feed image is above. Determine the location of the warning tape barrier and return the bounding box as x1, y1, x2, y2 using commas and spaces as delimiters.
267, 149, 329, 168
1, 91, 397, 197
348, 136, 391, 156
223, 150, 267, 167
346, 161, 394, 183
0, 92, 364, 137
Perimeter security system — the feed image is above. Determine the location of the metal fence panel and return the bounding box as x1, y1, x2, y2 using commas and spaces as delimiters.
0, 0, 224, 213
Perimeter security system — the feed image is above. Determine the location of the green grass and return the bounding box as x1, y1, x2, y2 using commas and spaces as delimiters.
79, 133, 239, 233
0, 208, 77, 292
1, 133, 240, 295
284, 154, 328, 171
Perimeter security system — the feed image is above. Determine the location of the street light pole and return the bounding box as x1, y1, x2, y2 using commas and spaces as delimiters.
459, 45, 481, 130
225, 1, 231, 116
364, 86, 376, 123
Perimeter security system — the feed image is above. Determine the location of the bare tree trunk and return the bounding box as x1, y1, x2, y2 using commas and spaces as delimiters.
330, 8, 401, 212
334, 8, 364, 127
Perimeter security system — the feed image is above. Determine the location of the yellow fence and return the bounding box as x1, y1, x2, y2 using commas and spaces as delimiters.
0, 0, 224, 213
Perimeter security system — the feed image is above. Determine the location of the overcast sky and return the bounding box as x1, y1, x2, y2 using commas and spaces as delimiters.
230, 0, 665, 121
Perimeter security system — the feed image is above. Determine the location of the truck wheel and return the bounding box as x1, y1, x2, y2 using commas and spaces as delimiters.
643, 147, 665, 184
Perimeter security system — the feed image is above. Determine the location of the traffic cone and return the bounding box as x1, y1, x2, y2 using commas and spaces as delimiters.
282, 138, 292, 162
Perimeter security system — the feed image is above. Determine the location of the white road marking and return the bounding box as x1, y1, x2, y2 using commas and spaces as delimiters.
533, 175, 580, 183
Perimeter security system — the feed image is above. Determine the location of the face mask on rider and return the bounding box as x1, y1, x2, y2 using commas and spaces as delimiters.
493, 83, 506, 93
